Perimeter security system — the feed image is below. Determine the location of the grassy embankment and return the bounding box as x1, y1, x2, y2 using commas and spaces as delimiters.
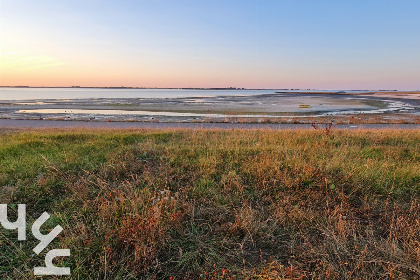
0, 128, 419, 279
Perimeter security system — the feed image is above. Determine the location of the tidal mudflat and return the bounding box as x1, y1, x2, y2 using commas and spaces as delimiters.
1, 91, 419, 124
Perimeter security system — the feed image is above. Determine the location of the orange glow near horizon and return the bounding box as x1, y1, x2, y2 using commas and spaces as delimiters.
0, 28, 418, 90
2, 48, 417, 90
1, 44, 418, 90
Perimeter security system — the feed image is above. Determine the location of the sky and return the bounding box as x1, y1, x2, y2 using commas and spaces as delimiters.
1, 0, 420, 90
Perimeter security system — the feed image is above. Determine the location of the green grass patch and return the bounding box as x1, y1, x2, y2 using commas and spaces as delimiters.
0, 128, 419, 279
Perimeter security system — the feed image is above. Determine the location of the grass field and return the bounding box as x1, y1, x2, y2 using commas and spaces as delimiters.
0, 128, 419, 279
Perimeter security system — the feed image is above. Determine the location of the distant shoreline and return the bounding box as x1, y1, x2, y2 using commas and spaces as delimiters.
1, 86, 255, 90
2, 86, 418, 92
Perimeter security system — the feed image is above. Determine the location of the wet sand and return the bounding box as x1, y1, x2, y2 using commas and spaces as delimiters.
1, 92, 419, 124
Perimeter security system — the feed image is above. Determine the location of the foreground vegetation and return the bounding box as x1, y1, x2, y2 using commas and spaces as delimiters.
0, 128, 419, 279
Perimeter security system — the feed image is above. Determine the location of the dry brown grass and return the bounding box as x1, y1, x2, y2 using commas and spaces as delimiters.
0, 128, 419, 279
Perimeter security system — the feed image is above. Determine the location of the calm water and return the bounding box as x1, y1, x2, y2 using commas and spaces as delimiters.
0, 88, 273, 100
0, 88, 367, 100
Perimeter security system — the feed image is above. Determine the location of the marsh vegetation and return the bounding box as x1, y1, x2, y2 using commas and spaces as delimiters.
0, 128, 419, 279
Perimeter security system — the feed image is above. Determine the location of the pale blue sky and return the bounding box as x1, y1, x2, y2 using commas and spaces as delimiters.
1, 0, 419, 89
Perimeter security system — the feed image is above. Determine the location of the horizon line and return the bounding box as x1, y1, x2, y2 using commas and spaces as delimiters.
0, 85, 410, 92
